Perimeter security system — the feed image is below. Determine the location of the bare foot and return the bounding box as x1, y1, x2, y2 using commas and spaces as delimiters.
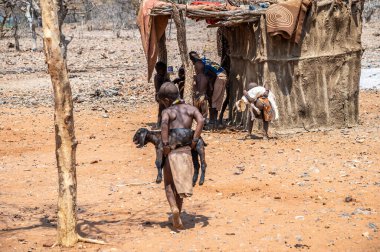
172, 209, 184, 229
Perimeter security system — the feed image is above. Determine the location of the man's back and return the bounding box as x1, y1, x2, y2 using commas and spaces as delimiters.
163, 104, 198, 129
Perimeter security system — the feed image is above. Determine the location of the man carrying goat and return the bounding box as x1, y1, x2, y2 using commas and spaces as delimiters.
158, 82, 205, 229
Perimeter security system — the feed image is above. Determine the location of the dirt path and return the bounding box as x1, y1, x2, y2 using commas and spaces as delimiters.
0, 91, 379, 251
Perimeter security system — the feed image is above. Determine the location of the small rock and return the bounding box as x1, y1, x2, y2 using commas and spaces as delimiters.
353, 208, 372, 215
368, 223, 378, 232
236, 164, 245, 171
295, 148, 301, 153
296, 181, 306, 187
295, 235, 303, 242
300, 172, 310, 178
274, 196, 281, 200
362, 232, 372, 240
310, 166, 320, 174
278, 150, 284, 154
90, 160, 98, 164
339, 213, 350, 219
268, 171, 276, 175
294, 244, 310, 249
356, 138, 365, 143
345, 196, 354, 203
226, 233, 236, 235
73, 95, 86, 103
295, 216, 304, 221
102, 113, 109, 118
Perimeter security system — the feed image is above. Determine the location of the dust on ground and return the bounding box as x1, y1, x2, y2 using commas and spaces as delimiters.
0, 19, 380, 252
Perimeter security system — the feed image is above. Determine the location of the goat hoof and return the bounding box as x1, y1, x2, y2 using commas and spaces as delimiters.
199, 180, 204, 186
156, 177, 162, 184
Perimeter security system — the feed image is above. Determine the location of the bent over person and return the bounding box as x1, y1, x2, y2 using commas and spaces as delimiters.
236, 83, 279, 139
157, 82, 205, 229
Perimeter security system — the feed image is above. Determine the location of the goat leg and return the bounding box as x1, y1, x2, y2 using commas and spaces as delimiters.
197, 143, 207, 186
191, 149, 200, 186
155, 149, 164, 183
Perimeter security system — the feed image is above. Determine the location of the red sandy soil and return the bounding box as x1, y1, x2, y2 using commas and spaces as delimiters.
1, 17, 380, 252
0, 90, 379, 252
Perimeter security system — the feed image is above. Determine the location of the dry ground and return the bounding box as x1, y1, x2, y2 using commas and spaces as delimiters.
0, 91, 379, 252
0, 19, 380, 252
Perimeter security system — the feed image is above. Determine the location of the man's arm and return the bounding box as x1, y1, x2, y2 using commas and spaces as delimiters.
191, 108, 205, 149
161, 110, 171, 155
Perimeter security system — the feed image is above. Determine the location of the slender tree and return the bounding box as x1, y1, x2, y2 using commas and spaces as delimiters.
40, 0, 104, 247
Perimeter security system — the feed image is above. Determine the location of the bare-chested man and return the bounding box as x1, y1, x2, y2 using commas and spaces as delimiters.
157, 82, 205, 229
193, 61, 209, 119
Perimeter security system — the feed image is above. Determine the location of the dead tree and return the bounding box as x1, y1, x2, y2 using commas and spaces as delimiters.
8, 2, 20, 50
26, 0, 39, 51
40, 0, 104, 247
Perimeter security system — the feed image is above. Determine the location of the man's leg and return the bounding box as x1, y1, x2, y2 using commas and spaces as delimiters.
163, 159, 183, 228
248, 112, 254, 136
263, 120, 269, 139
219, 85, 230, 124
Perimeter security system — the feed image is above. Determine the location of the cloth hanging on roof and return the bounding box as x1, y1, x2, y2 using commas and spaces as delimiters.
266, 0, 312, 44
137, 0, 169, 81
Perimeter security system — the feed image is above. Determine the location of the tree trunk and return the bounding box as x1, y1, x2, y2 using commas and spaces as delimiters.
40, 0, 78, 247
10, 7, 20, 51
26, 1, 37, 51
82, 0, 92, 22
0, 14, 8, 39
172, 4, 192, 104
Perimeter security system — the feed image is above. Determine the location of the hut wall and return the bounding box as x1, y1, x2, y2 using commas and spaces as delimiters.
226, 2, 364, 131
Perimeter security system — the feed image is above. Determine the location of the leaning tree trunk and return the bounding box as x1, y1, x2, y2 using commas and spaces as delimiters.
40, 0, 78, 246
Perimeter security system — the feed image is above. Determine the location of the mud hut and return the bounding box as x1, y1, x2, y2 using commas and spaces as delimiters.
138, 0, 364, 131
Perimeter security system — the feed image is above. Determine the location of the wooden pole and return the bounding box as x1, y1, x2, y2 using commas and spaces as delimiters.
172, 4, 193, 104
